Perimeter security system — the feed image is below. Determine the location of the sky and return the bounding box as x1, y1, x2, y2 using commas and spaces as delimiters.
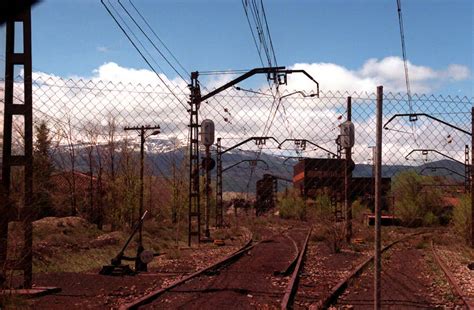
0, 0, 473, 171
0, 0, 473, 96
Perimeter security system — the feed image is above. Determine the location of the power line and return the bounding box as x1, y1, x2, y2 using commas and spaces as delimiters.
259, 0, 278, 67
396, 0, 412, 112
395, 0, 419, 147
113, 0, 233, 136
117, 0, 188, 83
101, 0, 188, 109
242, 0, 265, 68
127, 0, 190, 79
107, 0, 168, 79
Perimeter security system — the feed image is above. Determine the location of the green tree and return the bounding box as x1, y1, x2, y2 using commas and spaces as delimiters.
33, 121, 55, 218
452, 194, 472, 245
392, 170, 443, 226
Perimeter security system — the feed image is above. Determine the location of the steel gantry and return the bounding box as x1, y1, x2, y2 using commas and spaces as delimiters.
187, 67, 319, 245
1, 6, 34, 288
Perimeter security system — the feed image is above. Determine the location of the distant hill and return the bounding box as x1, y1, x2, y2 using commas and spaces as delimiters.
51, 139, 468, 192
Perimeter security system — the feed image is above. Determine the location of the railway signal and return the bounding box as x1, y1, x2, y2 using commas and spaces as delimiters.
201, 119, 215, 239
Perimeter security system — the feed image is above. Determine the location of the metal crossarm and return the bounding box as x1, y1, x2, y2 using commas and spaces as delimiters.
384, 113, 472, 136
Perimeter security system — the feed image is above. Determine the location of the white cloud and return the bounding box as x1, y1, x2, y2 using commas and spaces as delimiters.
22, 61, 471, 168
91, 62, 187, 88
286, 56, 470, 93
444, 64, 471, 81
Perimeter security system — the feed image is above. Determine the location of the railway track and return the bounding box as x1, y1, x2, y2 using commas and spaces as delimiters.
281, 228, 312, 309
121, 227, 311, 310
311, 231, 428, 309
431, 240, 474, 309
311, 231, 466, 309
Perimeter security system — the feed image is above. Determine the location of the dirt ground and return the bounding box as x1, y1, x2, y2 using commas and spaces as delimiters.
12, 240, 247, 309
143, 229, 309, 309
335, 234, 465, 309
2, 216, 472, 309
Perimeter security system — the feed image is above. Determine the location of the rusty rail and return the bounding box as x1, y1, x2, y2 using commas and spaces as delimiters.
313, 231, 431, 309
275, 233, 300, 276
281, 228, 312, 310
121, 233, 254, 310
431, 241, 474, 309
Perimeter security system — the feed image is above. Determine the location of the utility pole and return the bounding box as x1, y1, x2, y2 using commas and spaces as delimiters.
124, 125, 160, 272
345, 96, 352, 243
375, 86, 383, 309
188, 72, 201, 246
215, 138, 223, 227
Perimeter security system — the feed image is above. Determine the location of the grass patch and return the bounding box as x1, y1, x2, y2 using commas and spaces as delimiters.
0, 295, 30, 310
165, 248, 182, 260
34, 245, 121, 273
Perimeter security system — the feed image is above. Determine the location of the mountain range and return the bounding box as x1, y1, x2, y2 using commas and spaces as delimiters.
53, 138, 467, 193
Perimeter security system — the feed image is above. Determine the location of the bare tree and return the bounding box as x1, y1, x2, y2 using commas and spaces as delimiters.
105, 116, 118, 229
118, 134, 140, 227
95, 135, 104, 230
82, 121, 102, 227
52, 113, 78, 217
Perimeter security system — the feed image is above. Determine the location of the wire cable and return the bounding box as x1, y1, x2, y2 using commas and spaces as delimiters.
117, 0, 189, 83
128, 0, 190, 79
101, 0, 188, 109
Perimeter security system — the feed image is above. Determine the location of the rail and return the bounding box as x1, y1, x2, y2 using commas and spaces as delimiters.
431, 241, 474, 309
281, 228, 312, 309
121, 233, 254, 310
313, 230, 431, 309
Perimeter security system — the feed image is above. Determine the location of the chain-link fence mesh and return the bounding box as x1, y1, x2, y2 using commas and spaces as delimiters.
1, 74, 472, 234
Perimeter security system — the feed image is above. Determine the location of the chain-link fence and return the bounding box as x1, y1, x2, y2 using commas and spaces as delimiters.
1, 74, 472, 239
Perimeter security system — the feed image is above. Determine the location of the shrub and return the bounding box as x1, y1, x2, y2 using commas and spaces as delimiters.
352, 198, 369, 221
314, 193, 333, 218
278, 188, 306, 220
311, 192, 344, 253
392, 170, 444, 226
452, 194, 472, 245
423, 211, 439, 226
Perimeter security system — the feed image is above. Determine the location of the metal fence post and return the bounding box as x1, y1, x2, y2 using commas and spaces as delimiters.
471, 107, 474, 247
345, 96, 352, 243
375, 86, 383, 309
